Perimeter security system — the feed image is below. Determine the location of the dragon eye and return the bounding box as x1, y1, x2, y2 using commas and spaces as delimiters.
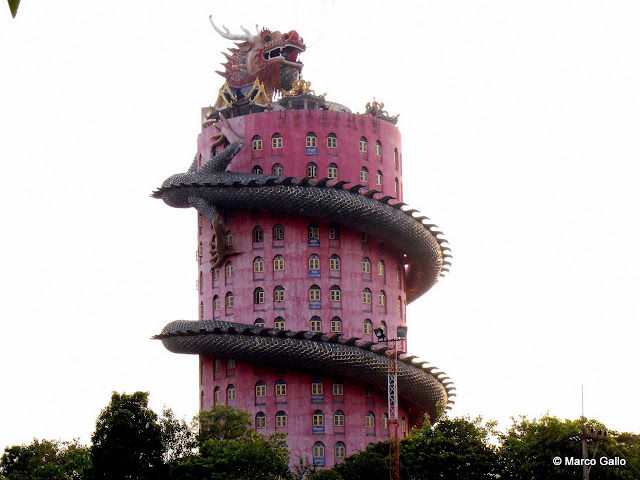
264, 34, 272, 43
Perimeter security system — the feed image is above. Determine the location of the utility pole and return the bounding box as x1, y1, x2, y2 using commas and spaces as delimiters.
581, 385, 607, 480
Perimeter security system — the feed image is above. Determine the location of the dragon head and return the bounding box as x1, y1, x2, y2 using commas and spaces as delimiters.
210, 17, 306, 97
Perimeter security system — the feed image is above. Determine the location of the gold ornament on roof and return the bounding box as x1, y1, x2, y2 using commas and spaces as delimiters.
282, 77, 326, 98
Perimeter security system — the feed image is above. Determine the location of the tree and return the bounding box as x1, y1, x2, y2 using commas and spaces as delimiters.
90, 391, 164, 480
0, 438, 91, 480
7, 0, 19, 18
158, 407, 197, 463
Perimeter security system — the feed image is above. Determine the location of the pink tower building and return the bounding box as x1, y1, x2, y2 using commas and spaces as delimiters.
154, 21, 453, 468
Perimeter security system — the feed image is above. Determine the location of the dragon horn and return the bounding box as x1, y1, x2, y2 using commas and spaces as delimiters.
209, 15, 254, 43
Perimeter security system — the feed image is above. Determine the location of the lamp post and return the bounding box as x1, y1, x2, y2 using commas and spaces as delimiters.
374, 326, 407, 480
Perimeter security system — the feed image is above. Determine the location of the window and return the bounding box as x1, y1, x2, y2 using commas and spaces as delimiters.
252, 165, 263, 174
306, 162, 318, 178
225, 231, 233, 247
215, 358, 222, 372
213, 295, 220, 312
365, 384, 374, 397
330, 316, 342, 333
253, 226, 264, 243
383, 413, 389, 430
255, 318, 265, 328
394, 148, 398, 167
225, 292, 234, 308
397, 296, 402, 313
225, 262, 233, 278
329, 254, 340, 271
313, 442, 325, 459
275, 380, 287, 396
273, 224, 284, 240
273, 255, 285, 271
274, 317, 285, 330
253, 256, 264, 273
311, 380, 323, 396
366, 412, 375, 428
327, 133, 337, 149
274, 285, 285, 303
199, 302, 203, 320
397, 267, 402, 282
312, 410, 324, 427
401, 417, 406, 433
361, 232, 370, 243
363, 319, 372, 335
333, 383, 344, 396
227, 384, 236, 402
362, 258, 371, 274
227, 358, 235, 369
330, 285, 341, 302
327, 163, 338, 179
214, 387, 221, 405
309, 285, 321, 302
328, 224, 340, 240
334, 410, 345, 426
254, 288, 265, 304
199, 271, 203, 294
376, 170, 383, 186
359, 137, 367, 153
256, 412, 266, 429
362, 288, 372, 304
395, 178, 399, 194
272, 133, 283, 149
272, 163, 283, 175
275, 411, 287, 427
306, 133, 317, 147
252, 135, 262, 151
360, 167, 369, 183
213, 267, 220, 281
308, 224, 319, 240
378, 290, 386, 307
310, 316, 322, 332
309, 254, 320, 271
334, 442, 346, 459
378, 260, 385, 277
375, 140, 382, 156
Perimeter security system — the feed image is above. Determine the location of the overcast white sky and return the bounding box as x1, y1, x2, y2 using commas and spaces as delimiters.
1, 0, 639, 453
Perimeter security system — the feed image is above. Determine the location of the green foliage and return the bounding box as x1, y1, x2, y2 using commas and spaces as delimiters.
196, 405, 252, 442
8, 0, 19, 18
158, 407, 197, 463
306, 469, 343, 480
90, 391, 163, 480
333, 448, 388, 480
0, 438, 91, 480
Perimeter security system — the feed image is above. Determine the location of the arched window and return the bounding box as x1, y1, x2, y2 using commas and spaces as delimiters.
274, 317, 285, 330
214, 387, 221, 405
275, 379, 287, 396
271, 133, 283, 149
273, 224, 284, 241
359, 137, 368, 153
327, 133, 337, 149
274, 285, 285, 303
360, 167, 369, 183
334, 410, 345, 427
362, 258, 371, 274
212, 267, 219, 282
272, 163, 284, 175
363, 319, 373, 335
397, 296, 402, 313
376, 170, 383, 186
330, 285, 341, 302
328, 224, 340, 240
308, 223, 320, 241
375, 140, 382, 157
311, 379, 323, 396
254, 287, 265, 305
227, 384, 236, 402
310, 316, 322, 332
253, 226, 264, 243
394, 148, 399, 169
309, 285, 321, 308
225, 231, 233, 247
309, 254, 320, 271
273, 255, 285, 271
252, 135, 262, 151
213, 295, 220, 312
329, 254, 340, 271
199, 301, 203, 320
306, 132, 317, 155
255, 412, 266, 429
334, 441, 346, 459
199, 271, 203, 294
382, 413, 389, 430
225, 292, 234, 309
378, 290, 386, 307
313, 442, 325, 460
252, 165, 263, 174
362, 288, 372, 304
366, 412, 375, 428
395, 177, 399, 194
313, 410, 324, 427
378, 260, 385, 277
225, 261, 233, 285
327, 163, 338, 179
254, 318, 265, 328
306, 162, 318, 178
275, 411, 287, 427
253, 256, 264, 273
330, 316, 342, 333
401, 417, 406, 433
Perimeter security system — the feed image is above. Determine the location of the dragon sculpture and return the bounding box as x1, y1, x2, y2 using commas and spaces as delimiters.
153, 21, 454, 425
